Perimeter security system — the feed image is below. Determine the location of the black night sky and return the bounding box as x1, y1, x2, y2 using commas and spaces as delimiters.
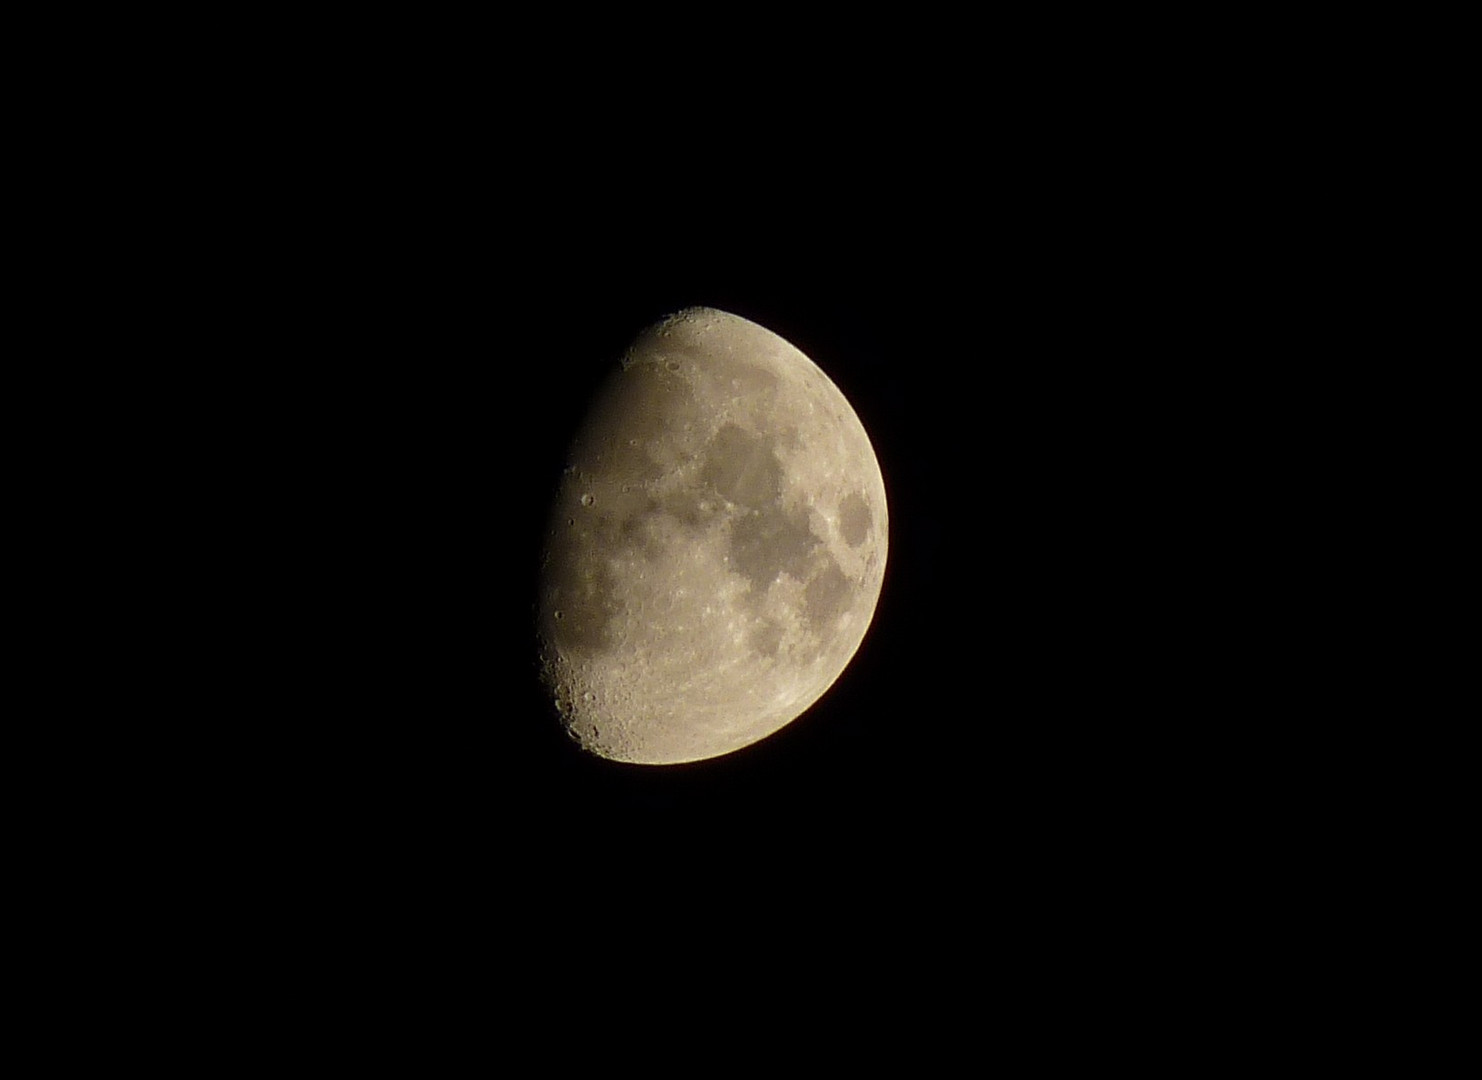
116, 27, 1350, 1043
232, 130, 1293, 958
319, 220, 1257, 889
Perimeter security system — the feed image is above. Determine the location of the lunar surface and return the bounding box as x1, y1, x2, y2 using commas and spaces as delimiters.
536, 307, 888, 765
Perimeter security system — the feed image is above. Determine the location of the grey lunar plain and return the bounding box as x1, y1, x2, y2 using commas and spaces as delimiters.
537, 307, 889, 765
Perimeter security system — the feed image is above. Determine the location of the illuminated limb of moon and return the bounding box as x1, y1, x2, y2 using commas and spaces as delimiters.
538, 308, 888, 765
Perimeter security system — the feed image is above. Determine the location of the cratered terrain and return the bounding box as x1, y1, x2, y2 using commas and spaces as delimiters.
537, 307, 888, 764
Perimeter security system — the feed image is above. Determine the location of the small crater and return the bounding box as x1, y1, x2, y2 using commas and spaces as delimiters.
544, 560, 619, 656
652, 490, 719, 535
581, 493, 595, 507
575, 366, 701, 484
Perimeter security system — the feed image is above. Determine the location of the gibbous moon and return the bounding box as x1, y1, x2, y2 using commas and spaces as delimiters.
537, 307, 888, 765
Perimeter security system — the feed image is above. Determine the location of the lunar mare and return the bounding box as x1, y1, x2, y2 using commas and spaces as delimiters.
537, 307, 888, 765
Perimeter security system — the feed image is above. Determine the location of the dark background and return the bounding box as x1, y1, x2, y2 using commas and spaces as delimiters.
164, 55, 1322, 984
273, 210, 1272, 911
65, 17, 1384, 1051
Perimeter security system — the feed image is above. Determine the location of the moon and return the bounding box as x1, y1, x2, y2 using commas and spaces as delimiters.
536, 307, 888, 765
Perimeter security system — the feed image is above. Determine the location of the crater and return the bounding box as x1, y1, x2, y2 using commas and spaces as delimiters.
838, 491, 872, 548
542, 556, 619, 657
660, 489, 724, 533
646, 340, 708, 378
573, 364, 704, 484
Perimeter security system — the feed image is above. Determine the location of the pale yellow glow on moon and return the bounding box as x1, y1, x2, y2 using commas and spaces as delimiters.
537, 308, 888, 765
